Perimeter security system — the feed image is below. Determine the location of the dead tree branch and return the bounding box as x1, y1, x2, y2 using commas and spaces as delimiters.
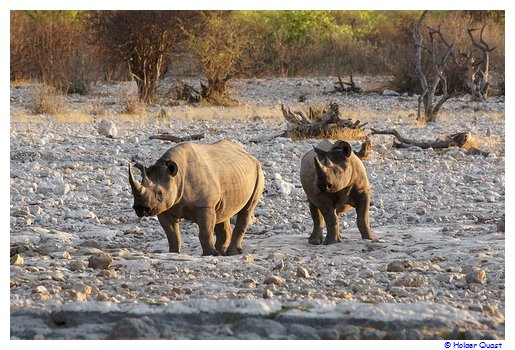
413, 11, 455, 123
281, 103, 367, 140
464, 24, 496, 101
354, 136, 373, 160
334, 73, 362, 93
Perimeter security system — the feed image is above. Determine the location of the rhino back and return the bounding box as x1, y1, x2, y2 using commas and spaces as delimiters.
160, 141, 262, 220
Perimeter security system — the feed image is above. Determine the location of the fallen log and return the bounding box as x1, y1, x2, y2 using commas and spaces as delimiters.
149, 133, 205, 143
370, 128, 489, 156
370, 128, 471, 149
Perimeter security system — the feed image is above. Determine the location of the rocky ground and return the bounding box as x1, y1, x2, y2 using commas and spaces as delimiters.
10, 77, 505, 339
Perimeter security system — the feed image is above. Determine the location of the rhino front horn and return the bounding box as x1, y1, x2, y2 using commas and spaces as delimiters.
128, 164, 144, 194
314, 155, 326, 172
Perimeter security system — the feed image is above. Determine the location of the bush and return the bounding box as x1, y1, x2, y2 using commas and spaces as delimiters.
187, 12, 248, 105
121, 94, 147, 115
10, 11, 99, 94
29, 85, 67, 115
88, 10, 203, 103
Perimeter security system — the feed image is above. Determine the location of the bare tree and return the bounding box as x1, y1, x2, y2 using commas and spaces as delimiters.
461, 24, 496, 101
89, 11, 201, 103
413, 11, 455, 123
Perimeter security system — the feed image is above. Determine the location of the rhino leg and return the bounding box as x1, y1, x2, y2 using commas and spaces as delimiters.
197, 209, 220, 256
215, 220, 232, 255
226, 168, 264, 256
157, 214, 182, 253
308, 200, 325, 245
226, 210, 251, 256
355, 192, 375, 240
320, 208, 341, 245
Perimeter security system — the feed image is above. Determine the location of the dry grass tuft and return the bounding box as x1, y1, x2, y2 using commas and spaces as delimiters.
464, 135, 502, 153
88, 102, 106, 116
289, 127, 366, 141
121, 94, 147, 115
29, 85, 67, 115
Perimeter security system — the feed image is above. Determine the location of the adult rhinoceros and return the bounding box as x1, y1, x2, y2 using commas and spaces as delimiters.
128, 140, 265, 256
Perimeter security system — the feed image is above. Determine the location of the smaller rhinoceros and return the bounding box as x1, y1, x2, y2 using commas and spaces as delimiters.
300, 139, 375, 245
128, 140, 265, 256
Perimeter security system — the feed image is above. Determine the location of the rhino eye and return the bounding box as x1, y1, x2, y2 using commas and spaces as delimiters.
156, 189, 164, 201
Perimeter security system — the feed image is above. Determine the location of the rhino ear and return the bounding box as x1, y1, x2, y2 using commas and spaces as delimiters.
313, 146, 327, 158
166, 160, 178, 177
333, 141, 352, 158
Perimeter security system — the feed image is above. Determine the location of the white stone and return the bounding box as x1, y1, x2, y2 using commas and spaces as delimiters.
98, 119, 118, 138
54, 183, 71, 196
383, 89, 400, 96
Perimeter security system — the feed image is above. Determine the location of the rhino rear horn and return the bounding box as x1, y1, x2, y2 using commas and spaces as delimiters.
128, 164, 144, 194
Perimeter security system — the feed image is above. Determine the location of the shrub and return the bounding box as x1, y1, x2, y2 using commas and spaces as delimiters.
88, 11, 203, 103
10, 11, 99, 94
29, 85, 67, 115
121, 94, 147, 115
187, 12, 248, 105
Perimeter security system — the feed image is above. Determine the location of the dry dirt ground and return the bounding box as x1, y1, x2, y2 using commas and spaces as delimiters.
10, 77, 505, 340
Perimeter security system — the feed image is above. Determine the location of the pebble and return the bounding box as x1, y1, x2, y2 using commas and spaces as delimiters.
96, 269, 118, 278
33, 286, 49, 294
50, 251, 72, 260
263, 276, 286, 285
10, 254, 24, 265
296, 266, 310, 278
72, 282, 93, 296
383, 89, 400, 96
68, 290, 87, 301
263, 289, 273, 299
465, 270, 487, 284
436, 274, 454, 283
51, 271, 65, 281
98, 119, 118, 138
359, 270, 374, 279
68, 260, 87, 271
390, 275, 428, 288
387, 260, 412, 272
88, 253, 113, 269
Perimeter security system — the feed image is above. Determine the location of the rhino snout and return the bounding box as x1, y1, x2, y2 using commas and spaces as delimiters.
133, 204, 152, 217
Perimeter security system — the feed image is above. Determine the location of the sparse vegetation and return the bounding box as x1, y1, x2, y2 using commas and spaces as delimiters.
87, 11, 203, 103
187, 12, 248, 106
11, 10, 504, 111
121, 94, 147, 115
29, 85, 67, 115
